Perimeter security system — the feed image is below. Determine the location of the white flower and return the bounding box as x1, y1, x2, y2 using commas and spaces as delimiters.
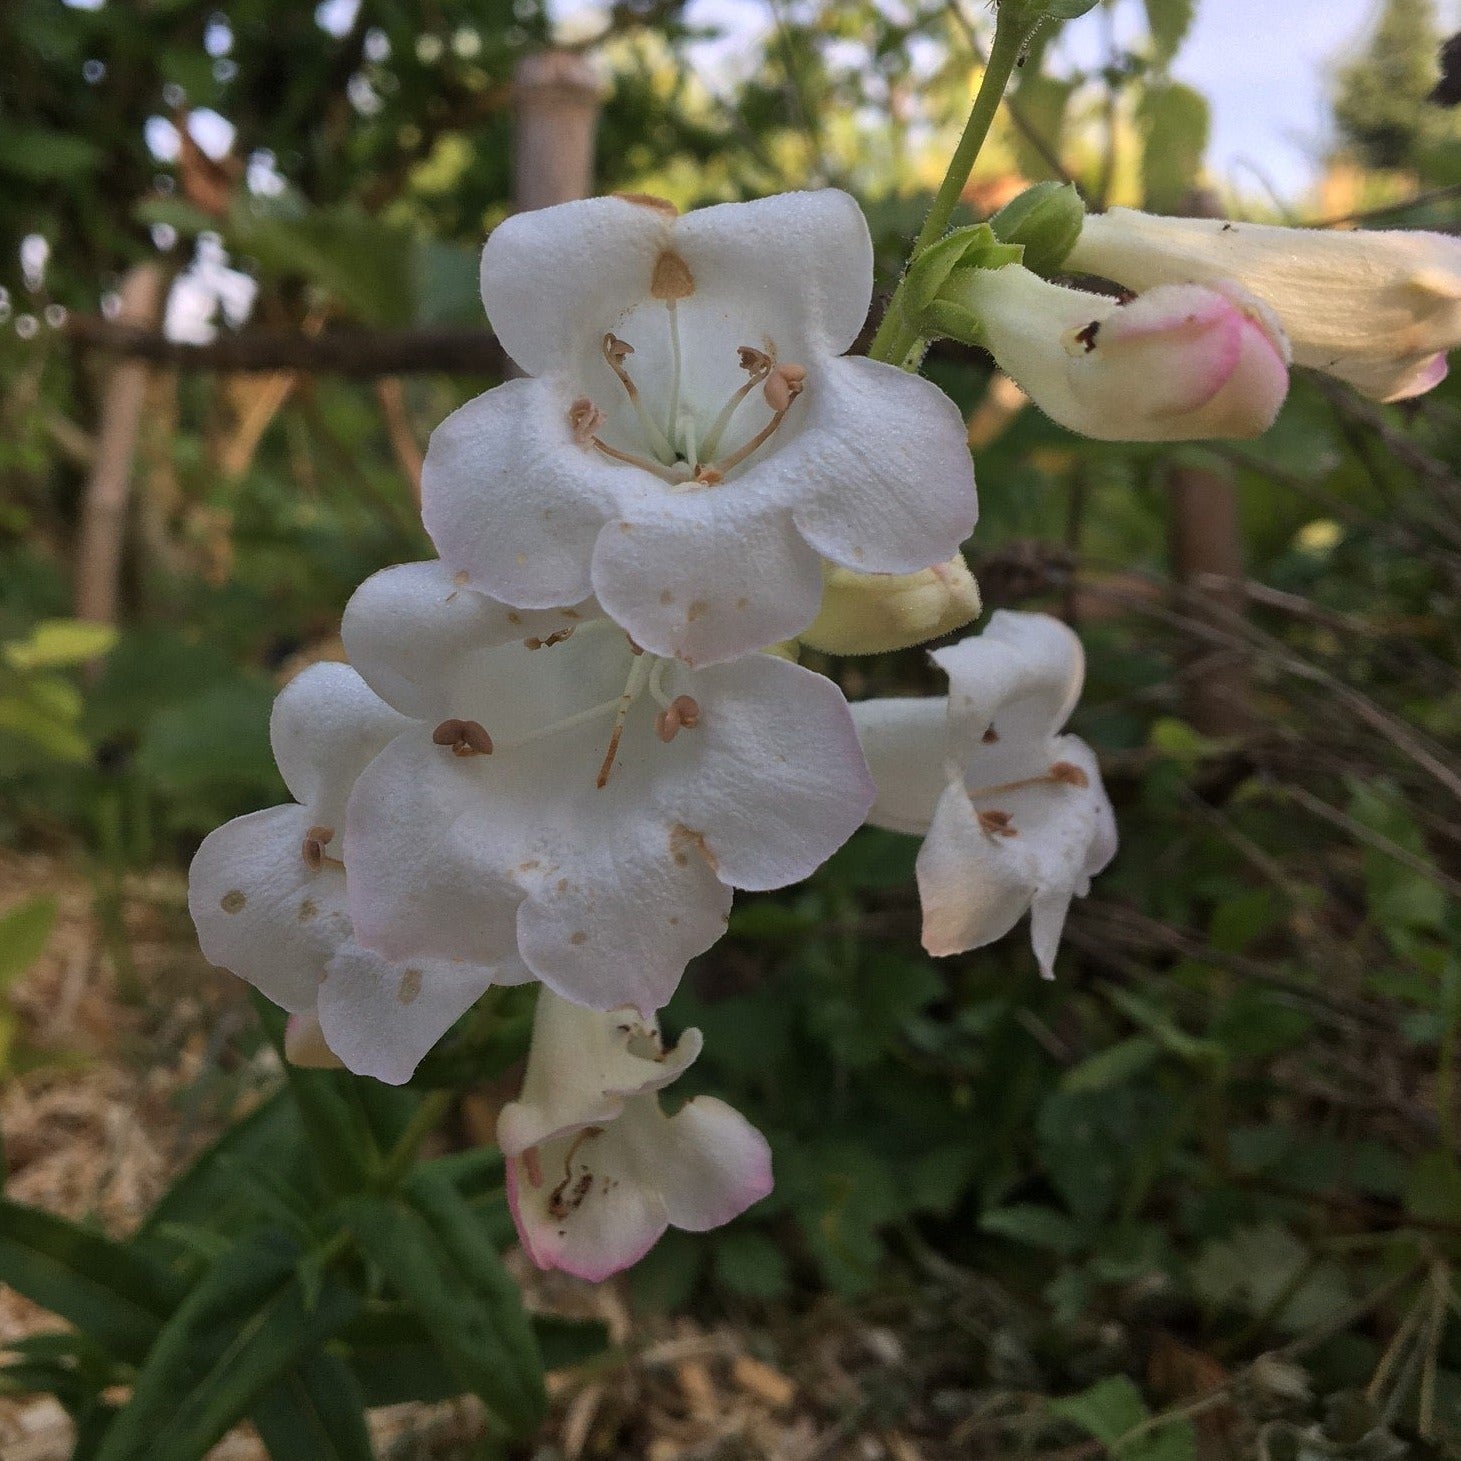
951, 262, 1289, 440
421, 190, 977, 667
1067, 207, 1461, 403
340, 561, 875, 1016
499, 990, 772, 1282
187, 662, 529, 1085
851, 612, 1117, 973
799, 555, 982, 656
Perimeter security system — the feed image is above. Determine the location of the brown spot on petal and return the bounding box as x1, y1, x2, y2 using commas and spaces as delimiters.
982, 726, 1000, 744
570, 931, 588, 946
660, 588, 674, 605
669, 822, 717, 873
519, 859, 540, 872
650, 248, 695, 301
298, 898, 318, 922
687, 599, 709, 622
507, 611, 522, 625
452, 570, 469, 587
736, 597, 748, 610
398, 968, 423, 1005
221, 889, 247, 914
1073, 320, 1101, 353
614, 191, 678, 217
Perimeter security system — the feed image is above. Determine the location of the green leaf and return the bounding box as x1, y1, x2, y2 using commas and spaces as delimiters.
1050, 1375, 1198, 1458
342, 1177, 546, 1436
1061, 1036, 1162, 1093
0, 126, 102, 181
1009, 74, 1078, 182
251, 1352, 375, 1461
981, 1203, 1084, 1253
95, 1230, 361, 1461
0, 1200, 182, 1362
4, 620, 117, 671
1138, 83, 1210, 213
713, 1228, 791, 1300
1143, 0, 1197, 64
0, 896, 58, 991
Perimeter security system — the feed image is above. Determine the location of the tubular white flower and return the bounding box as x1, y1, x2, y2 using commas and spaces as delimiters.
799, 555, 982, 656
187, 662, 526, 1086
1067, 207, 1461, 403
422, 190, 977, 666
341, 561, 875, 1016
500, 991, 772, 1282
851, 612, 1117, 974
957, 262, 1289, 440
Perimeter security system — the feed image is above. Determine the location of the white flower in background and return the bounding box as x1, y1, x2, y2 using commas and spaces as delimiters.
340, 561, 874, 1016
187, 662, 528, 1085
851, 612, 1117, 973
163, 233, 257, 345
951, 263, 1290, 441
422, 190, 977, 666
500, 990, 772, 1282
1067, 208, 1461, 403
799, 555, 982, 656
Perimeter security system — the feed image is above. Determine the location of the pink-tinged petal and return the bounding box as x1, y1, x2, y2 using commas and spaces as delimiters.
652, 1097, 774, 1232
591, 500, 824, 666
786, 356, 977, 575
515, 822, 732, 1016
653, 655, 873, 890
342, 560, 589, 722
1326, 348, 1448, 403
270, 662, 409, 830
344, 733, 525, 969
672, 189, 874, 356
851, 696, 949, 836
1070, 208, 1461, 400
498, 991, 703, 1156
422, 377, 617, 610
188, 805, 350, 1012
480, 194, 674, 378
284, 1010, 344, 1070
933, 610, 1086, 758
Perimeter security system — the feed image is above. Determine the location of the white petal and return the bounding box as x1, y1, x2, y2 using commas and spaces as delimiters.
188, 805, 349, 1012
851, 696, 949, 835
480, 194, 676, 378
655, 655, 873, 889
421, 377, 616, 609
269, 662, 409, 830
786, 356, 977, 574
316, 943, 500, 1086
649, 1096, 774, 1232
932, 610, 1086, 756
497, 990, 703, 1156
591, 499, 824, 666
342, 559, 589, 721
671, 189, 873, 356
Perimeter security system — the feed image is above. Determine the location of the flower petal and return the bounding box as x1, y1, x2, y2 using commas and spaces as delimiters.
851, 696, 949, 835
654, 654, 874, 889
591, 499, 824, 666
422, 377, 616, 609
270, 662, 409, 830
316, 943, 502, 1086
787, 356, 977, 574
188, 804, 348, 1012
480, 194, 674, 378
650, 1096, 774, 1232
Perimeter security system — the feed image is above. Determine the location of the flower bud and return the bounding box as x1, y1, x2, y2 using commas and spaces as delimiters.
284, 1009, 346, 1070
989, 182, 1086, 277
800, 556, 982, 656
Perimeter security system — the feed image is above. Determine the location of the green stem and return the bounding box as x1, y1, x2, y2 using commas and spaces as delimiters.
868, 5, 1034, 368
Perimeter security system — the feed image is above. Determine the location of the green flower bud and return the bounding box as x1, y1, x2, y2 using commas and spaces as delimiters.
990, 181, 1086, 276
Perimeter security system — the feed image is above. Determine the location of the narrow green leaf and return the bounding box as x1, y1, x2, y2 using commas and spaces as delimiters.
0, 1200, 182, 1362
252, 1351, 375, 1461
95, 1230, 361, 1461
4, 620, 118, 671
0, 896, 57, 991
981, 1203, 1085, 1253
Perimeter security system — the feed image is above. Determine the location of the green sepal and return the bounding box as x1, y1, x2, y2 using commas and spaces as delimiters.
989, 181, 1086, 275
903, 225, 1023, 335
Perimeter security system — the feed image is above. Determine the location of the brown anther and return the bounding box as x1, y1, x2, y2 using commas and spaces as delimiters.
1072, 320, 1101, 353
650, 248, 696, 301
763, 362, 807, 412
432, 717, 494, 757
655, 706, 682, 743
628, 639, 645, 655
1050, 760, 1090, 788
737, 345, 774, 378
978, 809, 1019, 838
602, 333, 634, 366
692, 464, 725, 486
301, 824, 334, 871
568, 396, 606, 446
669, 694, 701, 729
982, 726, 1000, 744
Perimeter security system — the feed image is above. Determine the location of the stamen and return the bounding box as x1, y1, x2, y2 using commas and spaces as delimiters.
301, 824, 338, 871
967, 763, 1091, 799
432, 718, 494, 757
654, 694, 700, 744
547, 1126, 605, 1220
591, 435, 684, 484
567, 397, 606, 446
601, 333, 676, 463
596, 651, 654, 788
702, 389, 800, 479
699, 346, 775, 461
524, 626, 576, 650
648, 656, 676, 710
763, 362, 807, 412
670, 694, 700, 728
665, 300, 684, 442
978, 808, 1019, 839
1050, 760, 1091, 788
